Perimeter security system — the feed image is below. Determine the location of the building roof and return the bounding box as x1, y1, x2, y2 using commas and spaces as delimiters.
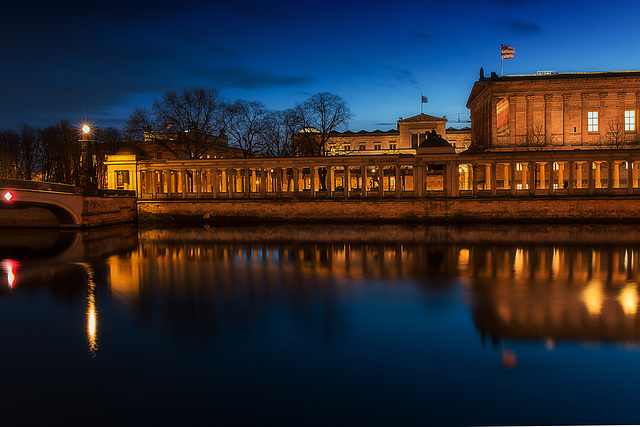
398, 113, 447, 123
481, 70, 640, 82
419, 130, 454, 149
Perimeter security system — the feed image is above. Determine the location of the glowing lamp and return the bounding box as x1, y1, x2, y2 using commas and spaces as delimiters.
82, 125, 91, 134
4, 191, 13, 201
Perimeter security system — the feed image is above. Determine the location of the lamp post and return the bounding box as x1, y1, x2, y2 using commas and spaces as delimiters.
80, 125, 98, 195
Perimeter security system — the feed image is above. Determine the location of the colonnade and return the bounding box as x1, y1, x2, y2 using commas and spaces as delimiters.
110, 150, 640, 199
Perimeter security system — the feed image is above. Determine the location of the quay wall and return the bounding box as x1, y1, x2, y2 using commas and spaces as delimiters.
82, 197, 137, 228
137, 197, 640, 224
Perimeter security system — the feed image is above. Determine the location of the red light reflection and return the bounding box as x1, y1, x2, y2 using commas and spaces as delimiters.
2, 260, 17, 288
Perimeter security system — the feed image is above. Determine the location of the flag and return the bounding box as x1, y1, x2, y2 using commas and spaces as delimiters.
421, 95, 428, 104
501, 44, 515, 59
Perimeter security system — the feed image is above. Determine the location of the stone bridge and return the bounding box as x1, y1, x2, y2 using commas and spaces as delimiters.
0, 179, 136, 228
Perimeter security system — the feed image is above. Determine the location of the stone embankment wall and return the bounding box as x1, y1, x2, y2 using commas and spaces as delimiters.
82, 197, 137, 228
137, 197, 640, 224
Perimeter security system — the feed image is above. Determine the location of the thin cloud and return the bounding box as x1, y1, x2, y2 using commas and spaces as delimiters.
506, 18, 542, 34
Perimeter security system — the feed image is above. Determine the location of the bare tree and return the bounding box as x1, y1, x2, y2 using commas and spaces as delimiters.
227, 100, 269, 158
17, 123, 41, 180
602, 119, 629, 148
125, 88, 230, 159
519, 123, 552, 151
293, 92, 352, 156
262, 109, 296, 157
40, 120, 81, 185
0, 129, 20, 179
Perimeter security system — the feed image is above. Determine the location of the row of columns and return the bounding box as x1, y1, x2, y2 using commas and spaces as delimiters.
460, 159, 640, 196
137, 164, 427, 199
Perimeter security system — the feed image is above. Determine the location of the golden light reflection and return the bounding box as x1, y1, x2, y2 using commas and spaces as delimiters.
458, 248, 469, 270
618, 283, 638, 316
79, 263, 98, 356
581, 280, 604, 316
514, 249, 524, 277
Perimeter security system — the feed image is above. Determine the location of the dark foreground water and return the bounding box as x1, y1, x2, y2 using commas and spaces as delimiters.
2, 224, 640, 426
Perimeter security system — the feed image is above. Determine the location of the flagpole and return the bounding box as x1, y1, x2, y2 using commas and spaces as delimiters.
420, 93, 423, 114
501, 57, 503, 77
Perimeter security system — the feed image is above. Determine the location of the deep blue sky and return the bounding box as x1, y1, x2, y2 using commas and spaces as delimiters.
3, 0, 640, 132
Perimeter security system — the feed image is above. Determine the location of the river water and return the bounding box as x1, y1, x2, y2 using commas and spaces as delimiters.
2, 224, 640, 426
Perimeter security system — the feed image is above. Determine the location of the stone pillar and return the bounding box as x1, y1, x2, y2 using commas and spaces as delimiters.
485, 163, 492, 191
508, 95, 517, 147
227, 169, 233, 198
361, 165, 368, 198
276, 168, 283, 197
510, 163, 516, 196
211, 168, 218, 198
581, 93, 589, 143
472, 164, 478, 197
628, 160, 634, 194
260, 169, 266, 198
196, 169, 202, 198
528, 162, 536, 195
166, 170, 173, 198
150, 170, 157, 199
490, 96, 498, 148
594, 162, 601, 189
503, 164, 510, 190
293, 167, 300, 197
378, 165, 384, 198
548, 162, 554, 195
544, 94, 553, 143
634, 161, 639, 190
588, 162, 594, 195
522, 163, 528, 191
329, 166, 335, 197
567, 161, 574, 195
310, 166, 316, 198
563, 94, 571, 145
610, 160, 616, 193
395, 166, 401, 198
345, 166, 351, 198
414, 165, 424, 197
557, 162, 564, 189
576, 163, 583, 189
490, 163, 497, 196
136, 169, 143, 196
538, 163, 545, 190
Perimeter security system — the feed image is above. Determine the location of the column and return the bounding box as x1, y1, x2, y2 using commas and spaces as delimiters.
329, 166, 335, 198
613, 161, 620, 189
503, 164, 510, 190
276, 168, 283, 197
310, 166, 316, 198
567, 161, 574, 195
345, 166, 351, 198
548, 162, 554, 195
563, 94, 571, 145
361, 165, 368, 198
151, 170, 157, 199
538, 163, 545, 190
136, 169, 143, 197
395, 165, 401, 198
576, 163, 583, 189
628, 160, 634, 195
588, 161, 594, 195
510, 163, 516, 196
509, 95, 517, 147
167, 170, 173, 198
227, 169, 233, 198
544, 94, 553, 143
378, 165, 384, 198
522, 163, 528, 191
634, 161, 639, 190
196, 169, 202, 198
212, 168, 218, 199
557, 162, 564, 190
472, 164, 478, 197
260, 169, 267, 198
414, 165, 424, 197
293, 167, 300, 197
490, 163, 497, 196
594, 162, 601, 189
528, 162, 536, 195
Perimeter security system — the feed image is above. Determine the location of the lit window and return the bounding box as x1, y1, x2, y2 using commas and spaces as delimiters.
553, 162, 559, 171
516, 163, 522, 171
359, 144, 366, 151
374, 143, 381, 150
553, 183, 558, 189
625, 110, 635, 131
389, 143, 396, 150
588, 111, 598, 132
516, 184, 522, 190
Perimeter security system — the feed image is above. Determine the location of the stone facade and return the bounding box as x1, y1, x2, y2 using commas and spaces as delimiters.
467, 71, 640, 151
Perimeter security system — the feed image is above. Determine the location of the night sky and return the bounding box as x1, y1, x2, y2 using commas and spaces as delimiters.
3, 0, 640, 132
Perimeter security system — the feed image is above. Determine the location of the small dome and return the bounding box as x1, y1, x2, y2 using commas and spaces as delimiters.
115, 145, 148, 157
419, 129, 453, 149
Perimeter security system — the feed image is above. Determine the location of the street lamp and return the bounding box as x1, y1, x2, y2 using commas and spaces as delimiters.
80, 124, 97, 195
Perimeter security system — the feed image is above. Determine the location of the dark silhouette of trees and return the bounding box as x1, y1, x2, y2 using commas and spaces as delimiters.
262, 109, 296, 158
40, 120, 81, 184
519, 123, 552, 151
17, 124, 41, 180
293, 92, 352, 156
125, 88, 230, 159
227, 100, 270, 158
0, 130, 19, 178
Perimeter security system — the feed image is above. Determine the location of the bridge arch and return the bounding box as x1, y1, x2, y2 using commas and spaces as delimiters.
0, 189, 83, 228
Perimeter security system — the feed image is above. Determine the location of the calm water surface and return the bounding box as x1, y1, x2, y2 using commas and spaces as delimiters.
2, 224, 640, 426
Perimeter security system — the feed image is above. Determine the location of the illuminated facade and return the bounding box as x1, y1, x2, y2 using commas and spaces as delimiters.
311, 113, 471, 155
467, 70, 640, 151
